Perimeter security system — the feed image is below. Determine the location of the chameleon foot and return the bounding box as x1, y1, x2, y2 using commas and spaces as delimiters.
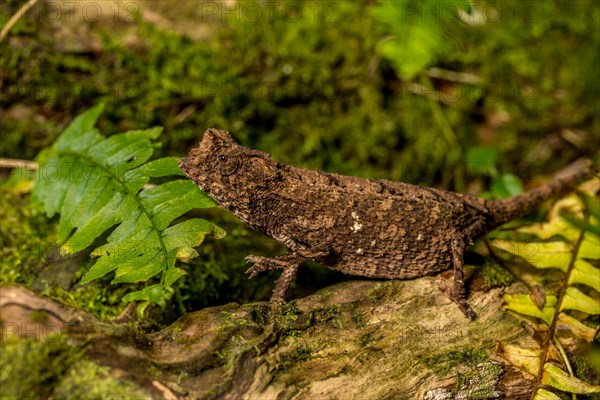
245, 255, 287, 278
245, 254, 306, 302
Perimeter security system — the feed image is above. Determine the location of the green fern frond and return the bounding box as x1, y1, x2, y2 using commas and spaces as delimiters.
492, 181, 600, 397
32, 105, 224, 316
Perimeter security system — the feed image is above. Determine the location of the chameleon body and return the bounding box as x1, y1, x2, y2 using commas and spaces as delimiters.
180, 129, 592, 318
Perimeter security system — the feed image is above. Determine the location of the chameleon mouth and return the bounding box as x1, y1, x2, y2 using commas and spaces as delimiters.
178, 157, 190, 175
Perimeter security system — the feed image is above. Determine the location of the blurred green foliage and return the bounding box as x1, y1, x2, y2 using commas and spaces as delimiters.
0, 335, 81, 399
2, 0, 597, 184
1, 335, 146, 399
0, 181, 54, 286
0, 179, 141, 319
1, 0, 598, 315
371, 0, 472, 79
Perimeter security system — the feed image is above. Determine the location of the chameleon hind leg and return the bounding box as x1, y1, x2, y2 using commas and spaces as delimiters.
450, 237, 476, 320
447, 219, 486, 320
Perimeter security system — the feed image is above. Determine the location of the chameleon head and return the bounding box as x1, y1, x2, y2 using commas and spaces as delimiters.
179, 128, 278, 208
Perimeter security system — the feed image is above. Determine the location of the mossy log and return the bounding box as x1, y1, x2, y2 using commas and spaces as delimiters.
1, 278, 533, 399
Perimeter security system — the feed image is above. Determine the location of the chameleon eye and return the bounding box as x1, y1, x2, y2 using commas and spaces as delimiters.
213, 151, 240, 176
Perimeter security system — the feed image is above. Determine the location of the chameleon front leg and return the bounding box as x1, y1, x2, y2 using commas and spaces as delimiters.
246, 249, 330, 303
245, 253, 306, 303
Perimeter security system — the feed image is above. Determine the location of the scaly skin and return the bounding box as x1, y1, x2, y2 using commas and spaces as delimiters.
180, 129, 593, 319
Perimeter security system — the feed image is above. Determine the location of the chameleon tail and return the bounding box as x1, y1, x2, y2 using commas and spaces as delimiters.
485, 158, 594, 230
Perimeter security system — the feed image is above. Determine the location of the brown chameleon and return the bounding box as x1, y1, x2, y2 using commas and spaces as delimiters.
179, 129, 593, 319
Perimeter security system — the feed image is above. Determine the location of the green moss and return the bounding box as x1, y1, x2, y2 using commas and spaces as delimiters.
572, 355, 599, 388
313, 304, 344, 329
29, 310, 49, 324
44, 284, 131, 320
281, 302, 302, 320
52, 360, 147, 400
368, 281, 394, 302
350, 305, 365, 329
216, 315, 254, 335
249, 304, 270, 326
214, 333, 259, 372
167, 325, 182, 341
454, 362, 503, 399
479, 259, 515, 288
421, 346, 489, 377
0, 181, 135, 320
277, 303, 314, 339
280, 329, 305, 339
421, 347, 502, 399
0, 183, 56, 286
358, 332, 374, 347
275, 347, 311, 374
0, 335, 82, 399
214, 347, 237, 370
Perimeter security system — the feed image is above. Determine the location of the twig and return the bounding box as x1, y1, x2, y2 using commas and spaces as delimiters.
552, 337, 577, 400
426, 68, 482, 84
0, 157, 156, 189
402, 81, 473, 111
0, 0, 40, 44
0, 158, 38, 170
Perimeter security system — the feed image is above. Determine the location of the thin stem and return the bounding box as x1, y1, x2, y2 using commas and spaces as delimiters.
0, 0, 40, 43
529, 228, 585, 400
426, 68, 482, 84
0, 158, 38, 170
552, 337, 577, 400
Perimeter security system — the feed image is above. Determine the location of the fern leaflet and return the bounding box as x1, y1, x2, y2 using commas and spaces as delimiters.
492, 180, 600, 398
32, 105, 224, 315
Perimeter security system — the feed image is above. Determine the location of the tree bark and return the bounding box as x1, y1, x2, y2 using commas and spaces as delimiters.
0, 278, 533, 399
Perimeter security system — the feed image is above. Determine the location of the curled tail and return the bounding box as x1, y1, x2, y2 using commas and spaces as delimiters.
485, 158, 594, 230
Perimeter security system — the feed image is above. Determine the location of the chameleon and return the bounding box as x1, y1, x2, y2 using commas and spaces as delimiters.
179, 128, 593, 319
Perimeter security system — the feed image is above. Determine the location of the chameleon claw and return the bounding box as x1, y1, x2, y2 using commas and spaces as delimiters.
245, 255, 281, 278
245, 257, 262, 278
245, 267, 258, 279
